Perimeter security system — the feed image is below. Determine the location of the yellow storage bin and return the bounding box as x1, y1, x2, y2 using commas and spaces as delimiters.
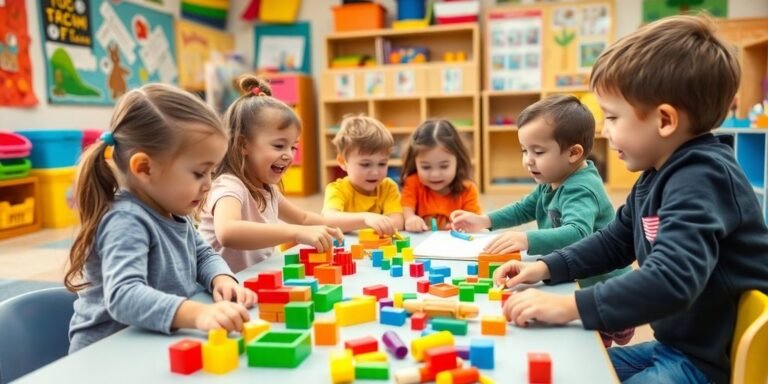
30, 167, 77, 228
283, 166, 303, 195
0, 197, 35, 230
260, 0, 301, 23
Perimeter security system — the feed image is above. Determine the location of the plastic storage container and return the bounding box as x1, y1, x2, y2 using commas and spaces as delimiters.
260, 0, 300, 23
16, 130, 83, 169
29, 167, 77, 228
0, 132, 32, 159
397, 0, 426, 20
0, 158, 32, 180
333, 3, 387, 32
0, 197, 35, 230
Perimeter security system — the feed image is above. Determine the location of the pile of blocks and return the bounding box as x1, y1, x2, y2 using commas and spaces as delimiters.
243, 270, 313, 323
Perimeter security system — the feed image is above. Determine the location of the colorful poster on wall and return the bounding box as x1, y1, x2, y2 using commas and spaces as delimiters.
643, 0, 727, 23
176, 20, 234, 91
39, 0, 177, 105
0, 0, 38, 106
487, 8, 543, 91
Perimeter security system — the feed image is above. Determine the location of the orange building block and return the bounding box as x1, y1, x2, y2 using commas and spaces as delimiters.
309, 250, 332, 263
481, 315, 507, 336
351, 244, 364, 259
478, 252, 521, 278
466, 276, 478, 283
258, 303, 285, 313
313, 318, 339, 346
429, 283, 459, 298
289, 286, 312, 301
315, 264, 342, 284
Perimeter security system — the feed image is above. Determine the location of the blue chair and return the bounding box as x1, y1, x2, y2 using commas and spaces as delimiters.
0, 287, 76, 383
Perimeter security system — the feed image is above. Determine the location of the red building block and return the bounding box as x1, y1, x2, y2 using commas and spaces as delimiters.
344, 336, 378, 355
501, 291, 513, 307
169, 339, 202, 375
411, 312, 427, 331
409, 262, 425, 277
315, 264, 342, 284
258, 288, 292, 304
416, 279, 430, 293
528, 352, 552, 384
243, 277, 260, 293
257, 271, 283, 290
363, 284, 389, 300
425, 345, 458, 374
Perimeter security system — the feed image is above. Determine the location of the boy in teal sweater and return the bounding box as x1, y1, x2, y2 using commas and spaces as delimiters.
451, 94, 632, 345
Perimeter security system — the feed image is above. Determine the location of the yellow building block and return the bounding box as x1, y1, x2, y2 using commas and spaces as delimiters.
310, 251, 331, 263
202, 329, 239, 374
381, 245, 396, 259
358, 228, 379, 242
330, 349, 355, 383
334, 297, 377, 326
411, 331, 454, 361
479, 374, 496, 384
355, 351, 388, 363
488, 287, 502, 301
402, 247, 414, 262
394, 293, 404, 308
243, 319, 271, 343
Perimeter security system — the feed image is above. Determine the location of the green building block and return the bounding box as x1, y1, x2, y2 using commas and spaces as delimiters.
314, 284, 343, 312
246, 330, 312, 368
452, 277, 466, 286
237, 336, 245, 355
381, 259, 391, 270
431, 317, 468, 335
392, 256, 403, 266
479, 278, 494, 288
283, 264, 306, 280
285, 301, 315, 329
489, 262, 503, 278
402, 293, 417, 302
473, 282, 490, 294
395, 238, 411, 252
284, 253, 300, 265
459, 285, 475, 302
355, 362, 390, 380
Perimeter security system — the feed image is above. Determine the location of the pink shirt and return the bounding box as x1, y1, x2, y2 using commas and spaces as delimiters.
198, 174, 283, 272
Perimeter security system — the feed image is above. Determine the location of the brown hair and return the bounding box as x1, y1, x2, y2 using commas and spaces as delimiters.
518, 94, 595, 157
216, 74, 301, 211
332, 115, 394, 158
66, 84, 226, 292
590, 14, 740, 133
400, 120, 473, 196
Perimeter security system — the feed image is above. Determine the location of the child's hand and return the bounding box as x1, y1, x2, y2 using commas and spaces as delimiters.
493, 260, 550, 288
195, 301, 251, 333
364, 214, 397, 236
212, 275, 256, 308
484, 231, 528, 254
296, 225, 344, 252
405, 216, 429, 232
502, 289, 579, 327
450, 211, 490, 232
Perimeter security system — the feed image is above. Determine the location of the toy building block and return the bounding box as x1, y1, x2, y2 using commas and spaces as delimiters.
258, 270, 284, 290
283, 263, 305, 282
429, 273, 446, 284
431, 318, 468, 336
430, 266, 451, 277
403, 293, 417, 301
243, 277, 260, 293
410, 262, 425, 277
395, 237, 410, 250
289, 286, 312, 302
379, 297, 394, 309
472, 282, 490, 294
334, 297, 377, 326
416, 279, 431, 293
411, 312, 428, 331
283, 277, 319, 293
356, 361, 390, 380
344, 335, 379, 355
381, 245, 397, 259
309, 251, 332, 263
452, 277, 466, 286
382, 330, 408, 359
355, 351, 388, 363
501, 291, 513, 307
394, 292, 404, 308
488, 262, 501, 278
391, 265, 403, 277
284, 253, 300, 265
243, 319, 271, 343
330, 349, 355, 383
202, 329, 238, 375
459, 285, 475, 302
259, 311, 278, 322
429, 283, 459, 298
351, 244, 364, 259
478, 252, 521, 278
480, 315, 507, 336
358, 228, 379, 242
478, 277, 494, 287
258, 287, 293, 304
363, 284, 389, 300
465, 276, 478, 283
431, 217, 438, 231
403, 298, 479, 320
313, 318, 339, 346
285, 301, 315, 329
237, 336, 245, 355
418, 259, 432, 271
436, 367, 480, 384
315, 264, 342, 284
381, 259, 392, 270
479, 374, 496, 384
488, 287, 502, 301
411, 331, 455, 361
528, 352, 551, 384
466, 263, 478, 276
380, 306, 408, 326
392, 255, 404, 266
425, 346, 459, 374
470, 339, 494, 370
371, 249, 384, 267
247, 330, 312, 368
402, 247, 414, 262
314, 284, 343, 312
455, 345, 470, 360
333, 237, 345, 247
169, 339, 202, 375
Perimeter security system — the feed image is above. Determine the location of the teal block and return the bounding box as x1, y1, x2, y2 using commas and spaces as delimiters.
285, 301, 314, 329
392, 256, 403, 266
431, 317, 468, 335
284, 253, 300, 265
381, 259, 391, 270
314, 284, 343, 312
283, 264, 306, 280
284, 278, 318, 293
355, 362, 390, 380
247, 330, 312, 368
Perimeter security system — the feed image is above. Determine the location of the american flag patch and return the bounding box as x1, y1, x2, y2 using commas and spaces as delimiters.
642, 216, 660, 243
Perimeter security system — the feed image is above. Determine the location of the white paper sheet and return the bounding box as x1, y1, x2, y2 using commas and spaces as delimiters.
412, 231, 498, 260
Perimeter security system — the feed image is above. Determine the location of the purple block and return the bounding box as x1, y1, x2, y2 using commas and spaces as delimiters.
382, 330, 408, 359
379, 298, 394, 309
455, 345, 470, 360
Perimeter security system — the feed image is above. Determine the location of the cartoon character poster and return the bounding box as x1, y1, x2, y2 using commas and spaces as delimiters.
39, 0, 177, 105
176, 20, 234, 91
0, 0, 38, 107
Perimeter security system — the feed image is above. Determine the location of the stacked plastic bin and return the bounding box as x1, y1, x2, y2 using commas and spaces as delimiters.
17, 130, 83, 229
0, 132, 37, 238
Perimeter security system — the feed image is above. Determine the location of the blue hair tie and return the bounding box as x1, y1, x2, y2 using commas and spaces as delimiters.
100, 131, 116, 146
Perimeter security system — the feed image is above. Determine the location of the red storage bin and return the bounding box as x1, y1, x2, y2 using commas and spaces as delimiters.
0, 132, 32, 159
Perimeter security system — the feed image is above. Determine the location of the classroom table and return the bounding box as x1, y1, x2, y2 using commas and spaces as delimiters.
18, 232, 619, 383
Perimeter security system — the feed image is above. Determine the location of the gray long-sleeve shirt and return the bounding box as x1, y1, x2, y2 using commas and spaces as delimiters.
68, 191, 235, 353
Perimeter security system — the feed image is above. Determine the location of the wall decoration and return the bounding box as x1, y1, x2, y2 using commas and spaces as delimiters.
176, 20, 234, 91
254, 21, 311, 74
0, 0, 38, 106
643, 0, 727, 23
334, 73, 353, 99
394, 70, 415, 95
364, 71, 384, 97
487, 8, 543, 91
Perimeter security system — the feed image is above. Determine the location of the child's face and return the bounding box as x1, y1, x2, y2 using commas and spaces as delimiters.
415, 146, 457, 195
597, 91, 662, 172
341, 149, 391, 194
242, 112, 300, 187
518, 117, 578, 188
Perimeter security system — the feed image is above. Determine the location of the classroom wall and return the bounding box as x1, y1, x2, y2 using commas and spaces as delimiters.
2, 0, 767, 131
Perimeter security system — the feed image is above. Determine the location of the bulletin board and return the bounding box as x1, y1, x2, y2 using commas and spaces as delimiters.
39, 0, 177, 105
0, 0, 38, 107
486, 0, 614, 92
254, 22, 311, 74
176, 20, 234, 91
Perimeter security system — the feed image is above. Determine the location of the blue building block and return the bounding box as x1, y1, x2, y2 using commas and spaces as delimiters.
371, 250, 383, 267
430, 266, 451, 277
333, 238, 345, 247
417, 259, 431, 271
390, 265, 403, 277
467, 263, 478, 276
283, 277, 319, 293
428, 273, 445, 284
470, 338, 494, 369
380, 307, 408, 326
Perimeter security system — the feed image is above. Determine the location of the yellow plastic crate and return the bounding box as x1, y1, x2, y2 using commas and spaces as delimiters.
0, 197, 35, 230
260, 0, 301, 23
30, 167, 78, 228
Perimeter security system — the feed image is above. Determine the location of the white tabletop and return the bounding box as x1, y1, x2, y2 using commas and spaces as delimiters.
18, 232, 618, 383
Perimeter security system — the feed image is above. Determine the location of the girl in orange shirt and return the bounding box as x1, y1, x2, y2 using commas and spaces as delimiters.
401, 120, 481, 232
